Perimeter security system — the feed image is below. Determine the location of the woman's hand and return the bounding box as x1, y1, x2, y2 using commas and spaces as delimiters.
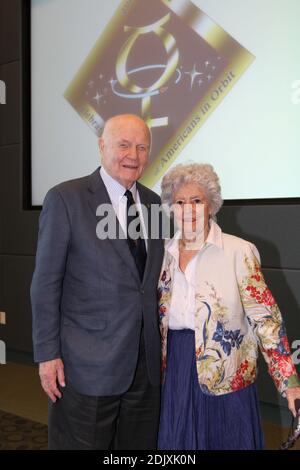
286, 386, 300, 418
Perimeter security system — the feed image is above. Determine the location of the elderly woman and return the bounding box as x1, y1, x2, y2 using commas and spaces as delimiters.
158, 163, 300, 450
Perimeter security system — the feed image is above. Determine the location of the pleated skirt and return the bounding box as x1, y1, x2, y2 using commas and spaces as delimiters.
158, 329, 264, 450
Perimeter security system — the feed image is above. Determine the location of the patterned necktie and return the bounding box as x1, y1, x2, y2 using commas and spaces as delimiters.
124, 189, 147, 281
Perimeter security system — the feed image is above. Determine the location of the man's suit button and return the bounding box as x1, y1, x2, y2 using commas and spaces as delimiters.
140, 289, 145, 294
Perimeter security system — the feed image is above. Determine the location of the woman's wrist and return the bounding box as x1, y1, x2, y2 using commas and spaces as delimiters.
287, 374, 300, 389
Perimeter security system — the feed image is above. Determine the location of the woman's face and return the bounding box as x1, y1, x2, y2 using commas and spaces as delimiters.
172, 182, 210, 241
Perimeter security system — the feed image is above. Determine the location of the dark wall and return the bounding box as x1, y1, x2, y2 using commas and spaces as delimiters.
0, 0, 39, 354
0, 0, 299, 408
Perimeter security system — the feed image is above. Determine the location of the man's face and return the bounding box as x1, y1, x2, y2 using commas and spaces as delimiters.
99, 116, 150, 189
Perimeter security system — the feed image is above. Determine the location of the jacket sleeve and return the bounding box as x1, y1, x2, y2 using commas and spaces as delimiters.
236, 241, 300, 396
31, 187, 71, 363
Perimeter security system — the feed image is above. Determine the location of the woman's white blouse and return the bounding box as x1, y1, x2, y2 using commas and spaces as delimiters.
167, 237, 202, 331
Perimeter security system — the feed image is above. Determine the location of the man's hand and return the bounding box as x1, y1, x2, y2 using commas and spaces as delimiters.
286, 386, 300, 418
39, 358, 66, 403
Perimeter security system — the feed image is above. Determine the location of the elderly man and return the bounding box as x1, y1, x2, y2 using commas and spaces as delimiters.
31, 114, 164, 450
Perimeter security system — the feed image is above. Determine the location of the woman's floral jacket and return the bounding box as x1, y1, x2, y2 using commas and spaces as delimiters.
158, 221, 300, 396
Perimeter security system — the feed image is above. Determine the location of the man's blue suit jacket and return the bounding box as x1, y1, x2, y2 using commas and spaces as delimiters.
31, 168, 164, 396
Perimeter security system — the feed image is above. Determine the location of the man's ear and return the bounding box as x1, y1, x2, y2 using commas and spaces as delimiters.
98, 137, 104, 154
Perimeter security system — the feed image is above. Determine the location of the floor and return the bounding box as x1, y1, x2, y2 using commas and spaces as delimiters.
0, 362, 47, 425
0, 361, 299, 450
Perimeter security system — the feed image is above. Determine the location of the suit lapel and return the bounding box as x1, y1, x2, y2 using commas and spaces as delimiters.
87, 168, 140, 285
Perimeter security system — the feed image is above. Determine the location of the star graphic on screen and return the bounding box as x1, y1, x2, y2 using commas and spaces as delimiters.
185, 64, 203, 89
93, 92, 103, 105
205, 61, 210, 67
88, 80, 94, 88
109, 78, 117, 87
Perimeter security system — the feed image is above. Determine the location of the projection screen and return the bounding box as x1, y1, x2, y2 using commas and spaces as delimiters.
30, 0, 300, 205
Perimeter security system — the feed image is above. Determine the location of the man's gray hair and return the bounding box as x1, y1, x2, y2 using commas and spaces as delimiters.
161, 163, 223, 218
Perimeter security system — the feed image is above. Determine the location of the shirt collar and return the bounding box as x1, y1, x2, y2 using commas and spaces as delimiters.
100, 166, 137, 205
206, 219, 223, 249
165, 219, 223, 260
165, 231, 181, 264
